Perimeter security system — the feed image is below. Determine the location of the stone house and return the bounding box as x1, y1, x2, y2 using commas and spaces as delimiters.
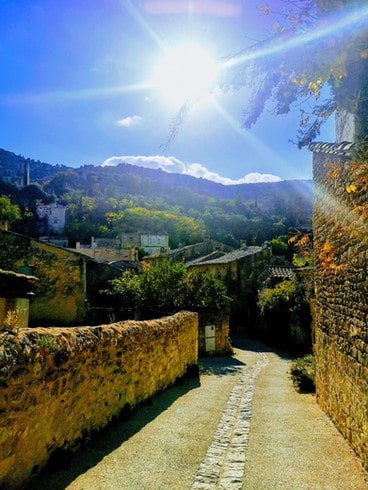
140, 233, 169, 255
187, 244, 272, 332
73, 233, 169, 263
143, 238, 233, 267
119, 232, 169, 255
0, 159, 30, 188
74, 237, 138, 264
36, 203, 68, 234
0, 229, 121, 327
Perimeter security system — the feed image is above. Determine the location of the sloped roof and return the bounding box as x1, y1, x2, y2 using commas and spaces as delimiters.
263, 266, 296, 280
187, 246, 263, 266
309, 141, 354, 157
0, 269, 38, 297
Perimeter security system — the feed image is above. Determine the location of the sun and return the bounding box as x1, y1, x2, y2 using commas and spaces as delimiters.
152, 44, 218, 106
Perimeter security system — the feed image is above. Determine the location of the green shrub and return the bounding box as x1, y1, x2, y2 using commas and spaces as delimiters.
270, 236, 288, 255
103, 260, 228, 317
258, 280, 295, 316
258, 278, 312, 353
290, 354, 315, 393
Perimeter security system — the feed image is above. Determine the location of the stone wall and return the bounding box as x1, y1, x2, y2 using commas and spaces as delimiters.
312, 148, 368, 470
0, 311, 198, 488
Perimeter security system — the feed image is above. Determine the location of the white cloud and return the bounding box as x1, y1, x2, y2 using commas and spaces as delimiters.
102, 155, 186, 174
102, 155, 282, 184
116, 115, 142, 127
187, 164, 281, 184
236, 172, 282, 184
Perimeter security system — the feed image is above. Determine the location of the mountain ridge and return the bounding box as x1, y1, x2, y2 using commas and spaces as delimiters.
0, 147, 312, 206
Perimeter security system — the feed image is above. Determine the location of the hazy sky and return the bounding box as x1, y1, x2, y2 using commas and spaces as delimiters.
0, 0, 336, 184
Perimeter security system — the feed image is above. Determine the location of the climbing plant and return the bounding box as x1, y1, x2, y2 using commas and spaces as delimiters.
166, 1, 368, 148
221, 0, 368, 146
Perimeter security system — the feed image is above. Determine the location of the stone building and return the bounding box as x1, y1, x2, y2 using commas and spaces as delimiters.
119, 232, 169, 255
0, 229, 121, 326
74, 237, 138, 264
187, 243, 272, 332
36, 203, 68, 234
310, 110, 368, 470
140, 233, 169, 255
0, 159, 30, 188
143, 238, 233, 267
74, 233, 170, 263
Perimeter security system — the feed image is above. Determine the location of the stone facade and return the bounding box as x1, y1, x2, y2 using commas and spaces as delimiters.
75, 240, 138, 264
36, 203, 68, 233
0, 311, 198, 488
0, 230, 121, 326
119, 232, 169, 255
187, 245, 272, 332
312, 145, 368, 470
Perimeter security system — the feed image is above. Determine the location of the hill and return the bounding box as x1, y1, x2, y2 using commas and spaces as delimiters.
0, 148, 69, 183
0, 148, 313, 247
0, 147, 312, 211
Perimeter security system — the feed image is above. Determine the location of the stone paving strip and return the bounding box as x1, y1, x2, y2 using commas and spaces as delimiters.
191, 352, 269, 490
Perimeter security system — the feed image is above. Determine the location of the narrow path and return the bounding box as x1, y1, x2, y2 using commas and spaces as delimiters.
29, 337, 368, 490
191, 352, 268, 489
242, 349, 368, 490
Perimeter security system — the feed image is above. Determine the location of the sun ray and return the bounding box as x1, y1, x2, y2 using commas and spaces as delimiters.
1, 82, 152, 106
209, 98, 304, 175
220, 5, 368, 72
119, 0, 165, 50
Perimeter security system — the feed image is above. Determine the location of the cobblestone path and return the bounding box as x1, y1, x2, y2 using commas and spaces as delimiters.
191, 352, 269, 490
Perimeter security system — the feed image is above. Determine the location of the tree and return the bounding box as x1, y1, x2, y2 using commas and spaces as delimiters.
0, 196, 21, 226
258, 277, 312, 353
220, 0, 368, 147
103, 261, 228, 318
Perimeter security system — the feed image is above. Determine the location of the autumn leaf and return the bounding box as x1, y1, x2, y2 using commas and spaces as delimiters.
352, 204, 368, 217
346, 184, 357, 193
327, 163, 341, 180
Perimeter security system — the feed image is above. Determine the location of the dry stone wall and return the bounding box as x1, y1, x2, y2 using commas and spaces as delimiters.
313, 150, 368, 470
0, 311, 198, 488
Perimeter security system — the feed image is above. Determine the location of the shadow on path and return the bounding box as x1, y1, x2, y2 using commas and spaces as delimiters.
199, 353, 245, 376
28, 346, 249, 490
28, 335, 295, 490
231, 334, 296, 361
28, 376, 200, 490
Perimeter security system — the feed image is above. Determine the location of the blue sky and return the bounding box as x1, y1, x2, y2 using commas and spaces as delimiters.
0, 0, 335, 184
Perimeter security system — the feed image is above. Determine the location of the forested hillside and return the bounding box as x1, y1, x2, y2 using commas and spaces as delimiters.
0, 148, 312, 249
